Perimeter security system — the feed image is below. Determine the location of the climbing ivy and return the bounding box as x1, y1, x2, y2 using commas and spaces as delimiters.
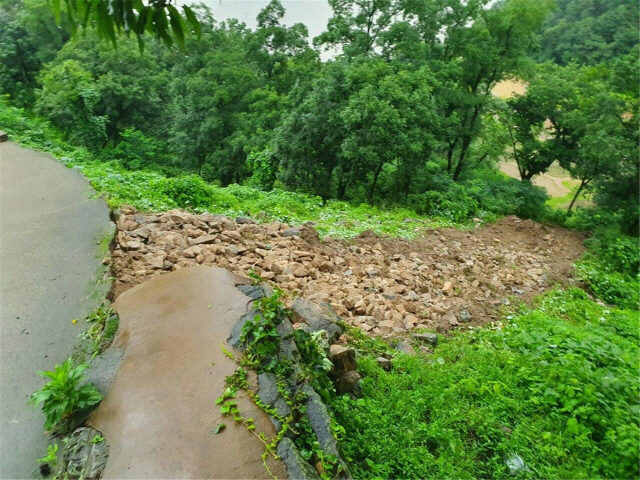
216, 288, 347, 479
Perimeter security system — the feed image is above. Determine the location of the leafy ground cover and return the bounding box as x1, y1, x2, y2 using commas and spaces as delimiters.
333, 284, 640, 479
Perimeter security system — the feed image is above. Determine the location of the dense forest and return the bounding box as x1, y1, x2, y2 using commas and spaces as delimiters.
1, 0, 638, 234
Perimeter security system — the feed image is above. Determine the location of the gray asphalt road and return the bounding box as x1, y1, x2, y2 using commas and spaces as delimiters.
0, 142, 113, 479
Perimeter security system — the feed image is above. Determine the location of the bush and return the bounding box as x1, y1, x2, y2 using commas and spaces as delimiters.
576, 259, 640, 310
584, 229, 640, 277
111, 128, 159, 170
29, 358, 102, 431
160, 175, 215, 209
407, 172, 549, 223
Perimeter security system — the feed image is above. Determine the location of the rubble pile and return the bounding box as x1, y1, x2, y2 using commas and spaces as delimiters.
110, 206, 585, 337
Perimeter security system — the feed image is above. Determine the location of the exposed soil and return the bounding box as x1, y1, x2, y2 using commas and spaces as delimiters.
109, 207, 586, 337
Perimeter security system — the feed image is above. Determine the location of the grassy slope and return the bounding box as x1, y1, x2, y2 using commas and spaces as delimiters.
335, 288, 639, 479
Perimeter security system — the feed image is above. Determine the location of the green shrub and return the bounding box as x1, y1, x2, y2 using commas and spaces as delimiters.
584, 229, 640, 277
111, 128, 159, 170
160, 175, 215, 209
576, 259, 640, 310
409, 186, 479, 223
29, 358, 102, 431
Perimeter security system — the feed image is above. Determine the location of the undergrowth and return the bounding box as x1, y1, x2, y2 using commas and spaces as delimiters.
332, 284, 640, 479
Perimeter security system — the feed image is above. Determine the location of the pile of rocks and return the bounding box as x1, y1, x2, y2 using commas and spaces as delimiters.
110, 206, 585, 337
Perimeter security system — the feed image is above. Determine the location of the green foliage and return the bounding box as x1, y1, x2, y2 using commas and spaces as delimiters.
159, 175, 215, 210
81, 306, 119, 358
408, 172, 550, 223
111, 128, 160, 170
247, 148, 278, 191
29, 358, 102, 431
36, 444, 58, 466
239, 289, 289, 371
217, 289, 345, 479
47, 0, 200, 49
576, 259, 639, 310
584, 229, 640, 277
4, 0, 636, 233
332, 286, 639, 479
538, 0, 639, 66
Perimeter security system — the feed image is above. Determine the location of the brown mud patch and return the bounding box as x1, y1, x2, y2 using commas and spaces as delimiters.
90, 266, 285, 479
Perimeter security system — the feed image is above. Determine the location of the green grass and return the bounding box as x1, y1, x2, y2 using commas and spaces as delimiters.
546, 180, 592, 210
0, 98, 459, 239
333, 287, 640, 479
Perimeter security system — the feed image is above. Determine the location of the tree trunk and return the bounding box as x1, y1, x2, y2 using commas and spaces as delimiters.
453, 137, 471, 181
446, 141, 456, 174
568, 178, 589, 211
337, 179, 347, 200
368, 160, 384, 206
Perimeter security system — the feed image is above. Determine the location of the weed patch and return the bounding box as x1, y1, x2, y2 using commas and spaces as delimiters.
29, 359, 102, 432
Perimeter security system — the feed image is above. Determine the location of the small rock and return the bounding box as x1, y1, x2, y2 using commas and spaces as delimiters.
412, 332, 438, 346
235, 216, 254, 224
442, 282, 453, 295
192, 234, 217, 245
291, 298, 342, 341
443, 311, 459, 326
376, 357, 392, 370
395, 341, 416, 355
277, 438, 321, 480
334, 370, 361, 395
283, 227, 300, 237
61, 427, 109, 480
329, 344, 357, 375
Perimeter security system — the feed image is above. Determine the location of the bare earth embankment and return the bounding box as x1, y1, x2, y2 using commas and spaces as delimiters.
110, 207, 585, 337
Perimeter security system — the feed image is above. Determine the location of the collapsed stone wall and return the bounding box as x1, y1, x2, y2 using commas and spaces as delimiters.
110, 206, 585, 339
232, 284, 359, 479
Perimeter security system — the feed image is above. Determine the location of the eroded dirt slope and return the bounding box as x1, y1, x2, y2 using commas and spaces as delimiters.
110, 207, 585, 337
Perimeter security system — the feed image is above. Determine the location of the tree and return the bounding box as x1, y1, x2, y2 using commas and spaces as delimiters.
444, 0, 554, 181
35, 59, 106, 147
273, 61, 349, 201
47, 32, 171, 145
0, 0, 70, 105
538, 0, 639, 66
506, 64, 580, 181
169, 18, 259, 183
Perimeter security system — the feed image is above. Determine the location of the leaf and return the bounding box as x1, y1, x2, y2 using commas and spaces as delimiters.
213, 423, 226, 434
566, 417, 579, 434
167, 5, 185, 48
182, 6, 201, 39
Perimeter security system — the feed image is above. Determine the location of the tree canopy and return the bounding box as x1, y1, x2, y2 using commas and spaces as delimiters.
1, 0, 637, 231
